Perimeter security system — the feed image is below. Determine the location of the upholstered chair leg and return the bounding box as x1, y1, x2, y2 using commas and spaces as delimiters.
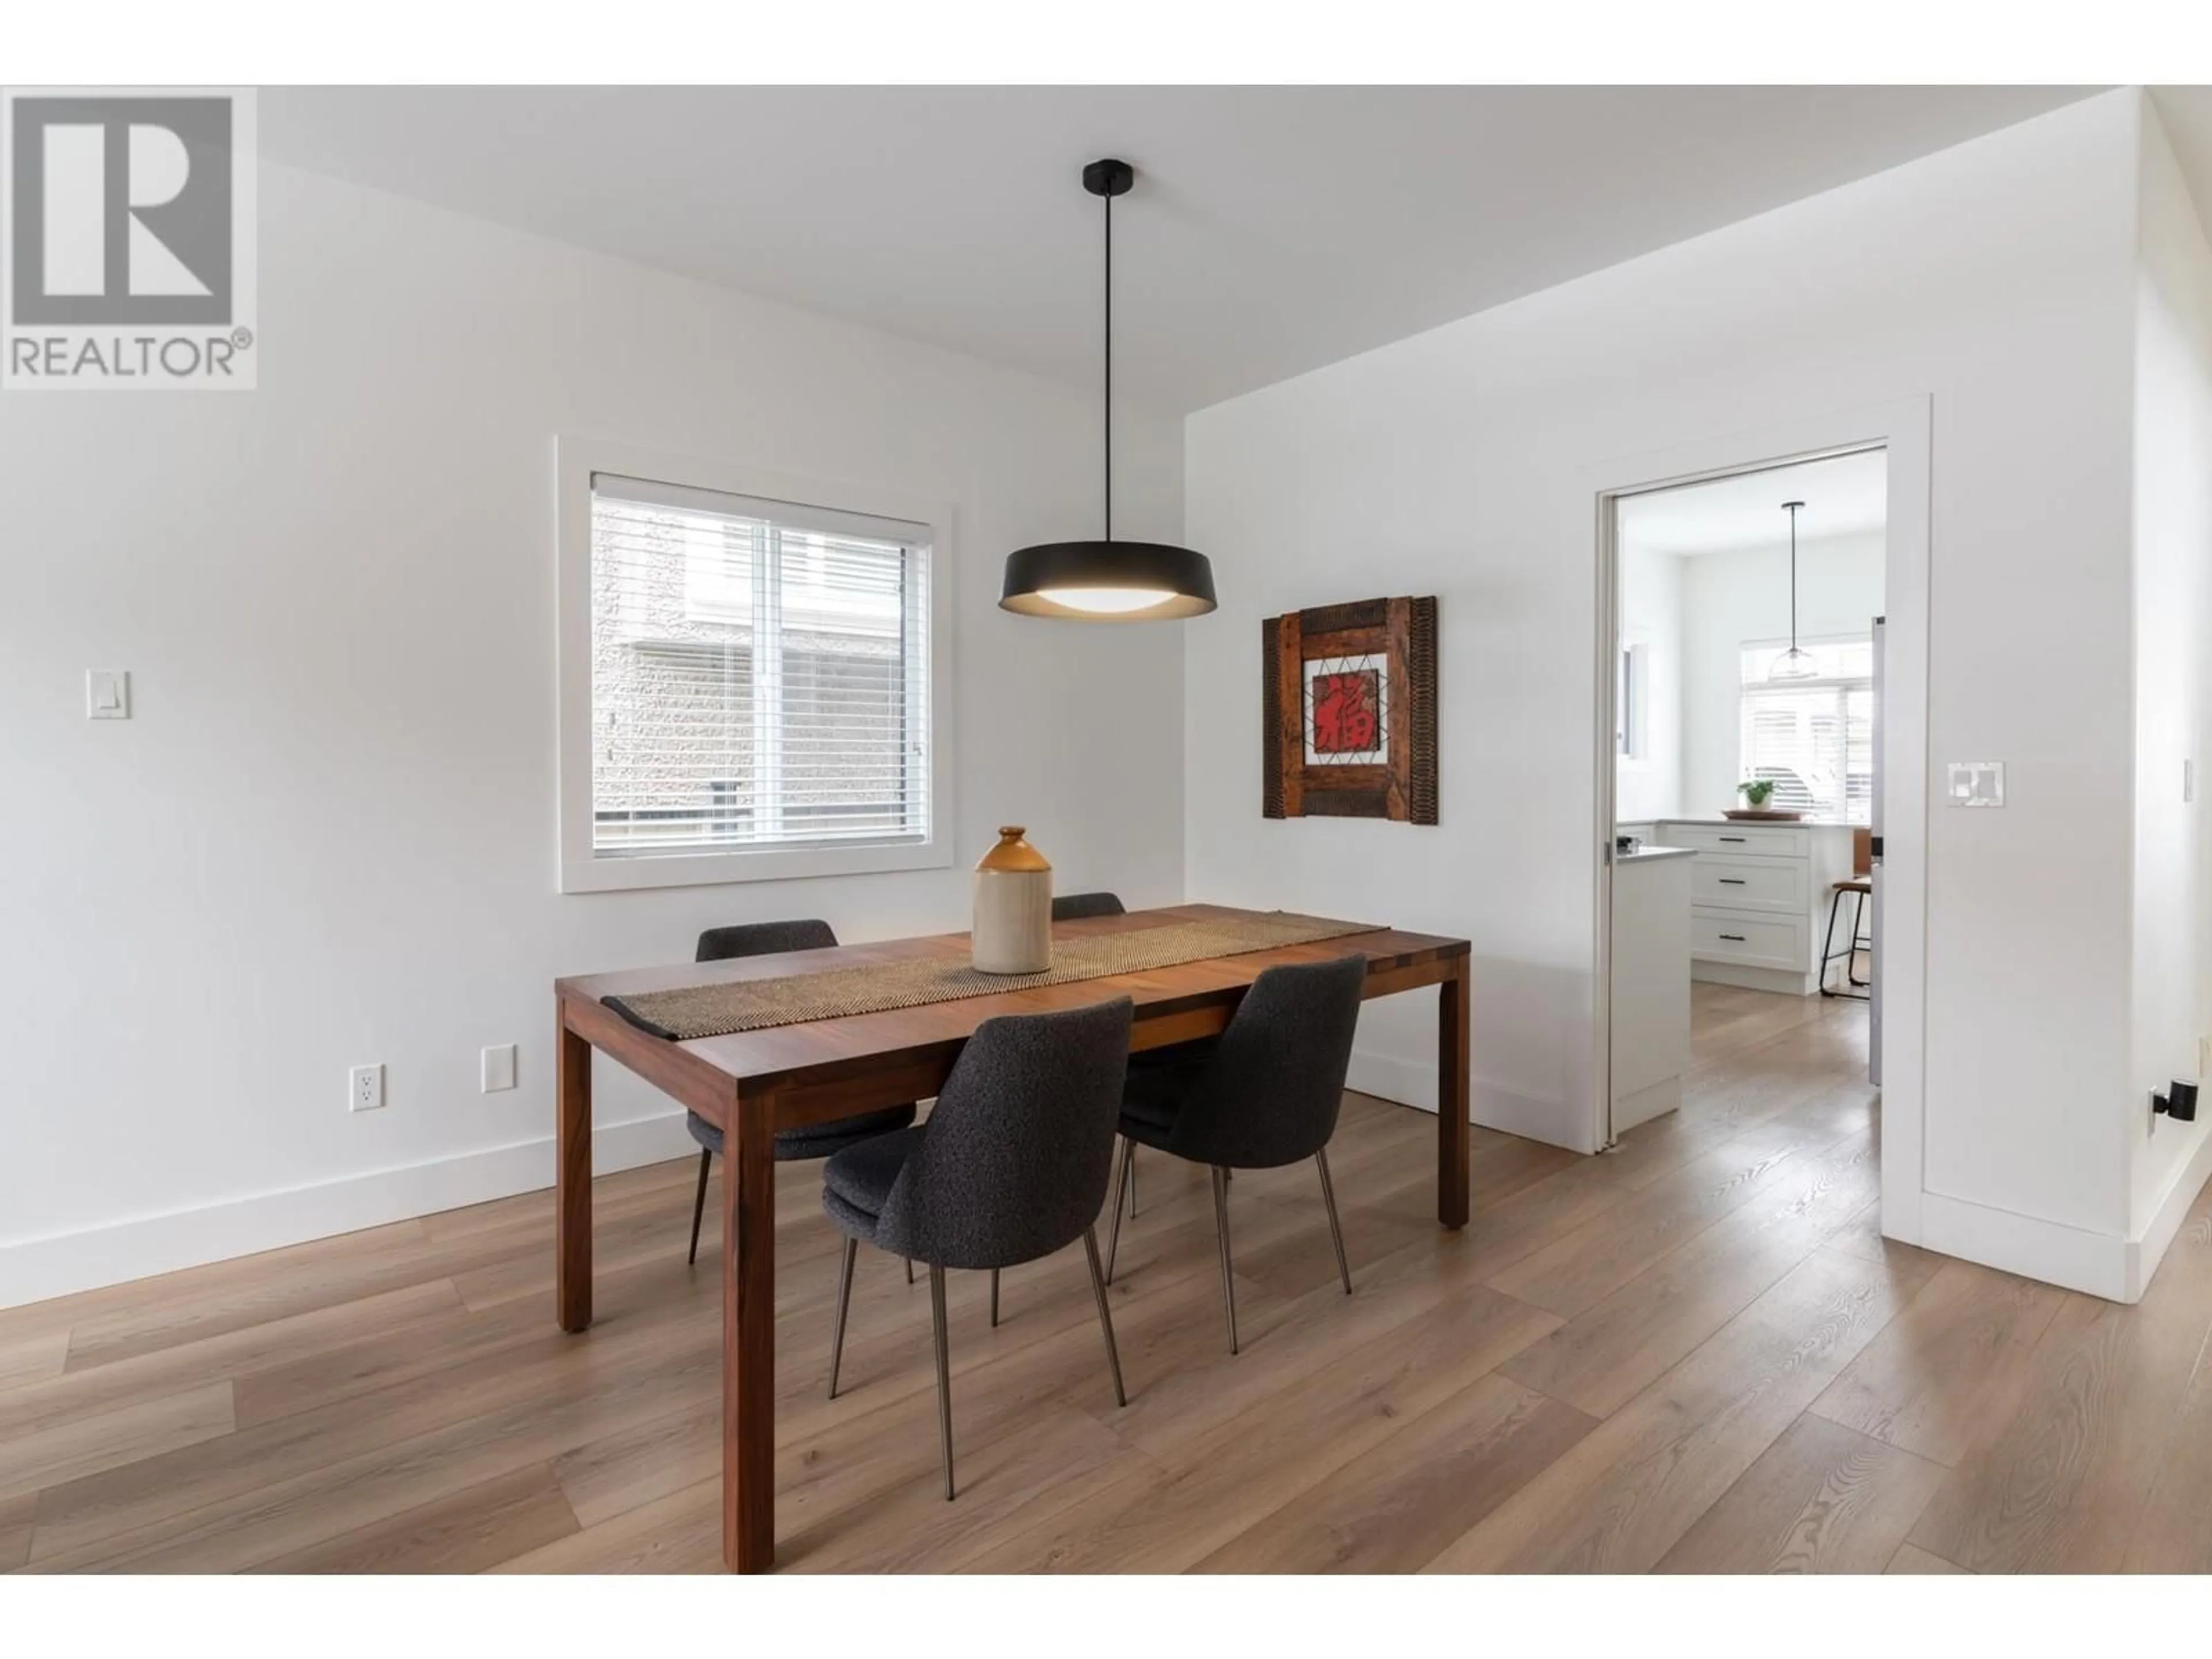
687, 1148, 712, 1266
929, 1264, 955, 1500
990, 1268, 1001, 1328
1104, 1134, 1134, 1284
1315, 1146, 1352, 1295
904, 1256, 914, 1285
827, 1237, 858, 1399
1127, 1144, 1138, 1217
1082, 1226, 1127, 1407
1210, 1165, 1240, 1355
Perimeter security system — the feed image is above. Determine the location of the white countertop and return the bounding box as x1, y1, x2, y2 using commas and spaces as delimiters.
1627, 816, 1856, 830
1616, 845, 1697, 863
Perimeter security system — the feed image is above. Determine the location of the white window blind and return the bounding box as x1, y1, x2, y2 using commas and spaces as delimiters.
1738, 638, 1873, 824
587, 473, 932, 859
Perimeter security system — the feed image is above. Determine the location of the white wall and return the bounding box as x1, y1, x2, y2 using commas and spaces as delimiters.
0, 160, 1187, 1306
2128, 99, 2212, 1259
1679, 532, 1885, 817
1615, 542, 1684, 821
1185, 91, 2149, 1286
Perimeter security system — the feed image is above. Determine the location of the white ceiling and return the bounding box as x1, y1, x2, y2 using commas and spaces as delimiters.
1617, 449, 1887, 557
257, 85, 2101, 414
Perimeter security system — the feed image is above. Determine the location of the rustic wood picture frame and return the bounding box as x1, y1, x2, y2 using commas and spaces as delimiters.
1262, 595, 1438, 823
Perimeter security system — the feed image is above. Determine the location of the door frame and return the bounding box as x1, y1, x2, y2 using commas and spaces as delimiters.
1585, 397, 1931, 1244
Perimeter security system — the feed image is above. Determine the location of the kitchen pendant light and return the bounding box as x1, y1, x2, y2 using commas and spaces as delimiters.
1768, 499, 1817, 681
1000, 159, 1217, 621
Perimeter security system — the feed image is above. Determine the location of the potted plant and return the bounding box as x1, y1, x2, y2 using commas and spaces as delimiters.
1736, 779, 1777, 810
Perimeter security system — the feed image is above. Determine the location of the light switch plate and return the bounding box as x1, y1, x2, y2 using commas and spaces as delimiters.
86, 669, 130, 719
1947, 761, 2005, 807
481, 1043, 518, 1093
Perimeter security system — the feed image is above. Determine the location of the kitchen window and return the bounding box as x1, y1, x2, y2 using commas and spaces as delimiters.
557, 441, 953, 892
1738, 637, 1873, 824
1616, 645, 1643, 759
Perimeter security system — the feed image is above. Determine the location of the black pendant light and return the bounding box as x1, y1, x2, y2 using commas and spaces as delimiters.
1000, 158, 1217, 621
1768, 499, 1817, 681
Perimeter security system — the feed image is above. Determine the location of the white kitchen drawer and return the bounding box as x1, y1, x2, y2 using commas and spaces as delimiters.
1692, 855, 1809, 916
1660, 821, 1810, 860
1691, 908, 1805, 971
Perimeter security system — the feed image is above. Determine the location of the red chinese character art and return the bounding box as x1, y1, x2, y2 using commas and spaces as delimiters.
1310, 669, 1380, 754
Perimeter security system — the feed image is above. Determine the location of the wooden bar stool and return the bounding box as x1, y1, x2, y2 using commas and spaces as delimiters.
1819, 828, 1873, 1000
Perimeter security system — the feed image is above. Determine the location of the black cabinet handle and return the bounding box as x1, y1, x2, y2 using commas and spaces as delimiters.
1719, 835, 1747, 842
1719, 933, 1746, 941
1718, 877, 1747, 885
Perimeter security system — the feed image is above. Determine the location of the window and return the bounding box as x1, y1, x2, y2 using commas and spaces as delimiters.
1737, 637, 1873, 824
557, 442, 952, 891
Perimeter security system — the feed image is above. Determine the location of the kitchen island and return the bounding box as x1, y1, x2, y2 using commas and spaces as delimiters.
1619, 818, 1858, 995
1610, 844, 1695, 1131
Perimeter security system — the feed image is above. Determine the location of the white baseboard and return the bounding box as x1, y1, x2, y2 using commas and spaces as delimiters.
1612, 1075, 1683, 1134
1346, 1047, 1574, 1151
1346, 1046, 1438, 1113
2127, 1123, 2212, 1301
1918, 1190, 2131, 1302
0, 1111, 698, 1312
1690, 961, 1818, 997
1911, 1127, 2212, 1306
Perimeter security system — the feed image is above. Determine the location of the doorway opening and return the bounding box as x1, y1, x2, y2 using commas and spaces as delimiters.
1589, 407, 1929, 1248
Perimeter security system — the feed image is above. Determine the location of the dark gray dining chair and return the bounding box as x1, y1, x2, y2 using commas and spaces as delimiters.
1105, 954, 1367, 1354
683, 919, 918, 1267
1051, 891, 1127, 922
819, 997, 1133, 1500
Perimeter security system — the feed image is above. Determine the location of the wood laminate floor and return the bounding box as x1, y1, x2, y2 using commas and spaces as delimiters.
6, 983, 2210, 1573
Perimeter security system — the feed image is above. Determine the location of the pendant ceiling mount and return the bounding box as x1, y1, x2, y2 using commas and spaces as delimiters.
1082, 157, 1134, 199
1000, 157, 1217, 622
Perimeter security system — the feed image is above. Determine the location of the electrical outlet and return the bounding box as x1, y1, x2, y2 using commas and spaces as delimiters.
481, 1043, 517, 1093
349, 1063, 385, 1113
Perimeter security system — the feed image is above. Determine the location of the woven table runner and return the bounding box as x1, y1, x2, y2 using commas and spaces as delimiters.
604, 911, 1382, 1041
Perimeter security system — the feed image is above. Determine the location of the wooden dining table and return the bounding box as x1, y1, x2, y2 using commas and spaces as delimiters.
552, 902, 1472, 1573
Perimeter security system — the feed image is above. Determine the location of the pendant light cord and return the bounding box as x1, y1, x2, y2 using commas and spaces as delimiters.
1788, 503, 1798, 654
1103, 185, 1113, 544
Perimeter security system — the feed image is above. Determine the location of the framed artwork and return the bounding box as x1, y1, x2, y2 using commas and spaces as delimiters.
1262, 596, 1438, 822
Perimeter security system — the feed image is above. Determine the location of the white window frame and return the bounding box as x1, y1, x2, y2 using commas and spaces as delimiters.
555, 437, 956, 893
1616, 642, 1647, 760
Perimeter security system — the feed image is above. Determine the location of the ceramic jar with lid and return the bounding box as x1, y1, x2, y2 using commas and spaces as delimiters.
972, 825, 1053, 974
